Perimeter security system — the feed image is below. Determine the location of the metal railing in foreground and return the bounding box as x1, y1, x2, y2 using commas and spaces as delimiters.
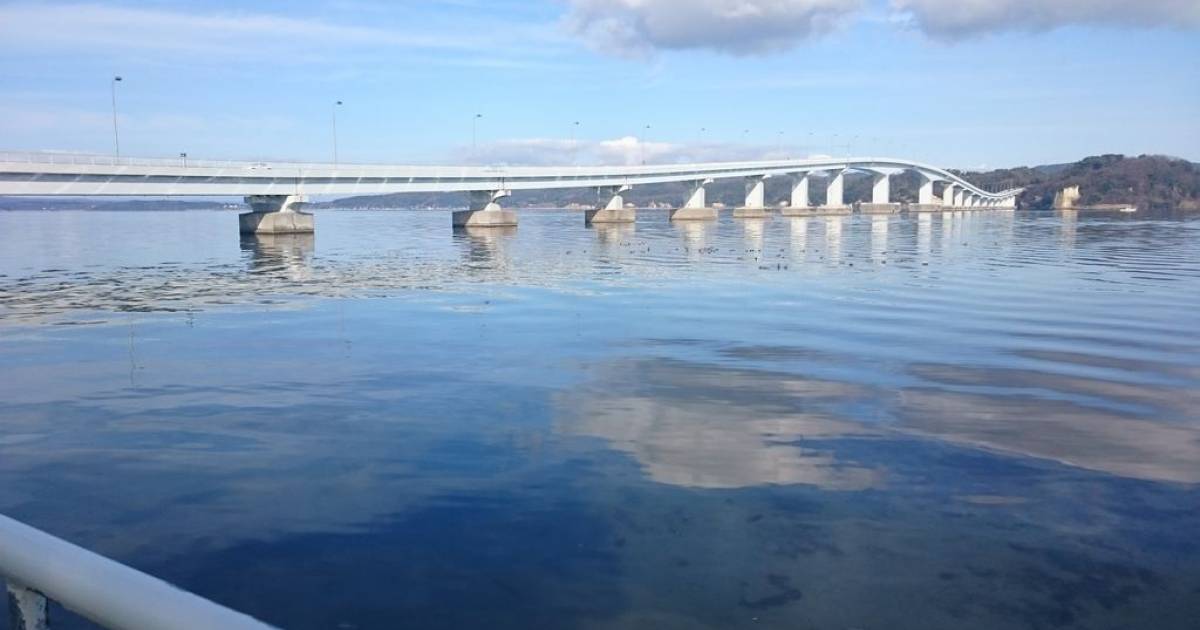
1, 513, 275, 630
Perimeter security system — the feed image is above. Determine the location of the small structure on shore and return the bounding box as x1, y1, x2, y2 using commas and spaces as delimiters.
1054, 185, 1081, 210
1054, 185, 1137, 212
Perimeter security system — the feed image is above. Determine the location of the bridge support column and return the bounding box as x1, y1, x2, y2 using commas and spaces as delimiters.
670, 179, 717, 221
781, 174, 813, 216
453, 190, 517, 228
239, 195, 314, 234
872, 173, 890, 204
909, 174, 940, 212
859, 172, 901, 214
918, 175, 935, 205
586, 185, 635, 225
942, 184, 957, 209
953, 188, 966, 209
734, 175, 770, 218
820, 170, 851, 214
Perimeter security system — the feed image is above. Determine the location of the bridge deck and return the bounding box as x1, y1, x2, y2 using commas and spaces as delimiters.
0, 152, 1021, 200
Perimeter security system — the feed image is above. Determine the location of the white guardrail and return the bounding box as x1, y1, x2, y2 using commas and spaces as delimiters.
1, 513, 275, 630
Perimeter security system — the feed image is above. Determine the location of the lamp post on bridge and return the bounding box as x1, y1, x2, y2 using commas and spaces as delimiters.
571, 120, 580, 165
179, 152, 187, 168
110, 76, 122, 158
472, 113, 483, 162
641, 124, 650, 165
332, 100, 343, 166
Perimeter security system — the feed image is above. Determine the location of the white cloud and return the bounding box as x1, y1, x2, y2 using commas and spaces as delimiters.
564, 0, 864, 57
891, 0, 1200, 40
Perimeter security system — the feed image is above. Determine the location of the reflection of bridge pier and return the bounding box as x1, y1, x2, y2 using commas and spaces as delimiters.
591, 222, 635, 246
677, 219, 713, 258
824, 216, 843, 263
870, 215, 889, 261
240, 233, 315, 278
917, 212, 932, 265
789, 218, 810, 261
453, 225, 517, 268
741, 218, 766, 254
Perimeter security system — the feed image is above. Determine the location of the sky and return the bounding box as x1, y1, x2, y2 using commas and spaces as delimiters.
0, 0, 1197, 169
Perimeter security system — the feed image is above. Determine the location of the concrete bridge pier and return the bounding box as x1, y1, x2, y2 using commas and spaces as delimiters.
780, 174, 811, 216
239, 195, 314, 234
819, 170, 852, 215
734, 175, 771, 218
909, 174, 941, 212
453, 189, 517, 228
585, 185, 635, 225
670, 179, 718, 221
942, 183, 957, 210
859, 172, 901, 214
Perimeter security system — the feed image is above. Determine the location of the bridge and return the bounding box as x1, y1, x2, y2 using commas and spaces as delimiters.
0, 152, 1022, 233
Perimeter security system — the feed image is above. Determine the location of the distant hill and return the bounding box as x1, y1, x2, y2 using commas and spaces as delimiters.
323, 155, 1200, 213
956, 155, 1200, 212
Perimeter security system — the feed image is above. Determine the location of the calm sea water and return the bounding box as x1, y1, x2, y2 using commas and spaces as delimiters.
1, 208, 1198, 629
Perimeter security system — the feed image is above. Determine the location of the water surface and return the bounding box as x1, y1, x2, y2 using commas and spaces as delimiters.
1, 208, 1198, 629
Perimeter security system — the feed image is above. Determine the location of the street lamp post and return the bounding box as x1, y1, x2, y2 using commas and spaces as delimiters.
641, 124, 650, 165
571, 120, 580, 165
110, 76, 122, 158
179, 152, 188, 168
472, 113, 482, 161
332, 100, 343, 165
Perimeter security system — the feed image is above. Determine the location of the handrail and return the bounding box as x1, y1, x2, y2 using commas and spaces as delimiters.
0, 513, 275, 630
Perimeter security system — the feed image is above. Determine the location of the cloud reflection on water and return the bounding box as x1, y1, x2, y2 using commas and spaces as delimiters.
558, 358, 883, 490
559, 351, 1200, 488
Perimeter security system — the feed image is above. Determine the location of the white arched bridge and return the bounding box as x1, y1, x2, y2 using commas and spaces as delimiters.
0, 152, 1021, 233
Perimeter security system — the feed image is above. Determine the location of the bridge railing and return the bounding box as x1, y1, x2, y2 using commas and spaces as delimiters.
0, 151, 280, 170
1, 513, 275, 630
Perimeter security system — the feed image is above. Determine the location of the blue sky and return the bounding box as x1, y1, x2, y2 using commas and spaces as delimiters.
1, 0, 1197, 168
